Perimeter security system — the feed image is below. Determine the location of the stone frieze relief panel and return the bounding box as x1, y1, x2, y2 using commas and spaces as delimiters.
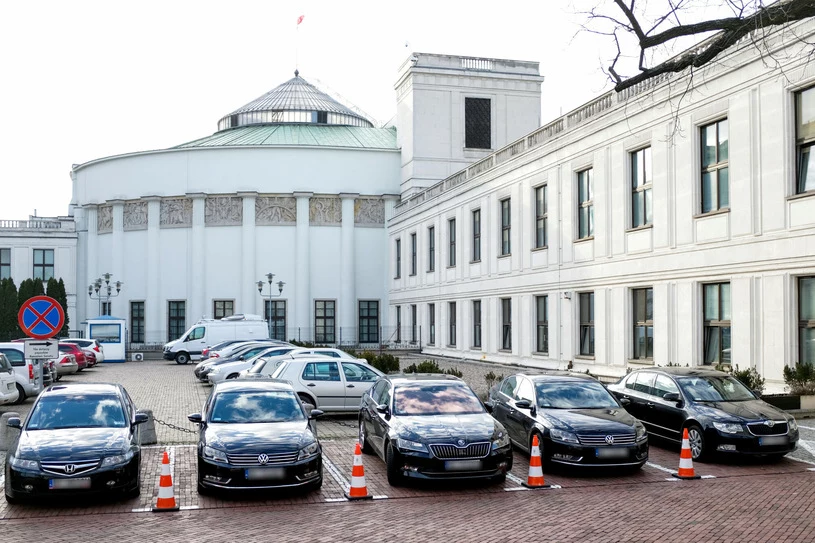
256, 196, 296, 225
309, 197, 342, 225
354, 198, 385, 225
97, 205, 113, 233
160, 198, 192, 228
205, 196, 243, 226
123, 201, 148, 230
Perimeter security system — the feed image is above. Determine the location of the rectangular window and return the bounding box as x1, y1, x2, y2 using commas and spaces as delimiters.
358, 300, 379, 344
632, 288, 654, 360
701, 119, 729, 213
130, 301, 145, 344
577, 169, 594, 239
396, 306, 401, 343
631, 147, 653, 227
411, 304, 417, 343
579, 292, 595, 356
0, 249, 10, 280
536, 296, 548, 353
703, 283, 731, 365
501, 298, 512, 350
500, 199, 511, 256
33, 249, 54, 281
213, 300, 234, 320
465, 97, 491, 149
797, 87, 815, 194
167, 301, 186, 341
472, 209, 481, 262
448, 302, 457, 346
315, 300, 336, 343
101, 302, 111, 316
428, 303, 436, 345
448, 219, 456, 267
535, 186, 547, 248
472, 300, 482, 349
428, 226, 435, 272
265, 300, 287, 341
410, 233, 417, 276
395, 239, 401, 279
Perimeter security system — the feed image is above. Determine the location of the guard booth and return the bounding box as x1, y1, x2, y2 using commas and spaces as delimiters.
85, 316, 127, 362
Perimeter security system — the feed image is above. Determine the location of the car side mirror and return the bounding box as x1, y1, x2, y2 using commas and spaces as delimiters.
483, 400, 494, 414
619, 397, 631, 407
309, 409, 324, 420
375, 404, 390, 415
7, 417, 21, 429
134, 413, 149, 425
187, 413, 203, 424
663, 392, 681, 403
515, 399, 532, 409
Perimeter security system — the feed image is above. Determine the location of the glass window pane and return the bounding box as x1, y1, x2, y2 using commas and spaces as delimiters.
644, 147, 652, 185
702, 124, 717, 167
644, 188, 652, 225
705, 284, 719, 320
801, 327, 815, 365
718, 168, 729, 209
718, 120, 728, 162
34, 250, 43, 265
587, 169, 593, 200
798, 146, 815, 193
578, 207, 587, 238
588, 205, 594, 237
543, 185, 548, 212
634, 326, 645, 358
801, 278, 815, 320
721, 326, 731, 364
704, 327, 720, 364
799, 88, 815, 141
702, 171, 716, 213
720, 283, 731, 321
646, 287, 653, 321
646, 325, 654, 359
578, 173, 586, 203
44, 250, 54, 265
632, 151, 641, 189
632, 191, 643, 227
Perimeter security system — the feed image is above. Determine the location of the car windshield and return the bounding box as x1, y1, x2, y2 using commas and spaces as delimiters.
209, 390, 304, 423
27, 394, 127, 430
535, 381, 619, 409
393, 384, 484, 416
676, 375, 755, 402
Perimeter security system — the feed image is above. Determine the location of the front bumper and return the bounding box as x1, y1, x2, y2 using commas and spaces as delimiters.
707, 429, 798, 456
163, 351, 175, 360
546, 438, 649, 467
198, 454, 322, 490
6, 457, 140, 500
395, 445, 513, 481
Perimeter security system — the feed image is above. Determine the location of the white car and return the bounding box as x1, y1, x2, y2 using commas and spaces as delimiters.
207, 346, 298, 384
0, 353, 20, 405
62, 339, 106, 363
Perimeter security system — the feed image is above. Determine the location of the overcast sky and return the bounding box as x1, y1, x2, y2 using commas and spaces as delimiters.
0, 0, 625, 220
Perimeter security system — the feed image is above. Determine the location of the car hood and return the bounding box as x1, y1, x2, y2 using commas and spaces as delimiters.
204, 421, 313, 453
392, 413, 500, 442
164, 339, 178, 350
693, 399, 788, 422
540, 408, 637, 434
15, 428, 130, 460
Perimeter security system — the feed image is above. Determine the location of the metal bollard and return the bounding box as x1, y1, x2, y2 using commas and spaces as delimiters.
139, 409, 158, 445
0, 412, 21, 452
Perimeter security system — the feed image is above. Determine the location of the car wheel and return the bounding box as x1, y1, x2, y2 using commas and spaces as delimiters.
175, 353, 190, 365
4, 490, 21, 505
226, 373, 239, 380
385, 441, 404, 487
686, 424, 706, 461
12, 384, 25, 405
358, 418, 373, 455
298, 393, 316, 410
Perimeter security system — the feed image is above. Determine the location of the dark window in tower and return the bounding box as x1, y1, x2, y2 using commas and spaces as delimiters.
465, 98, 491, 150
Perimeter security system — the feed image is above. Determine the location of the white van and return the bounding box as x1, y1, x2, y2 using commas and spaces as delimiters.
163, 314, 270, 365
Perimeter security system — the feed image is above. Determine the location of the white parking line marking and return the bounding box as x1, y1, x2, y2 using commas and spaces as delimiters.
142, 444, 195, 449
179, 505, 199, 510
646, 461, 675, 474
796, 440, 815, 458
701, 475, 716, 479
505, 472, 526, 485
372, 495, 388, 500
789, 455, 815, 466
131, 507, 152, 512
504, 487, 529, 492
321, 454, 351, 497
796, 425, 815, 431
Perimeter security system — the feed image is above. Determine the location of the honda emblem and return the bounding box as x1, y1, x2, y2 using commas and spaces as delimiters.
64, 464, 76, 474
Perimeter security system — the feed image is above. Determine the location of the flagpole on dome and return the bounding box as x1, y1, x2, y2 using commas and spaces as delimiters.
296, 14, 304, 75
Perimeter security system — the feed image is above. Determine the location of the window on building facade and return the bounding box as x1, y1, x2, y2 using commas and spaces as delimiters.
428, 226, 435, 272
315, 300, 336, 343
536, 296, 548, 354
800, 277, 815, 365
465, 97, 491, 149
535, 185, 547, 248
213, 300, 234, 320
701, 119, 729, 213
358, 300, 379, 344
428, 303, 435, 345
797, 87, 815, 194
578, 169, 594, 239
0, 249, 9, 280
396, 305, 401, 343
101, 302, 111, 316
410, 233, 417, 276
501, 298, 512, 350
130, 301, 145, 344
448, 302, 456, 346
265, 300, 287, 340
500, 199, 511, 255
448, 218, 456, 267
632, 288, 654, 361
579, 292, 595, 356
472, 300, 482, 349
631, 147, 653, 228
472, 209, 481, 262
411, 304, 417, 343
33, 249, 54, 281
395, 239, 401, 279
703, 283, 731, 365
167, 301, 186, 341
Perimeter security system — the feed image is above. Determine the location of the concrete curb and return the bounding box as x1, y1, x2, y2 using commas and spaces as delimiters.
140, 409, 158, 445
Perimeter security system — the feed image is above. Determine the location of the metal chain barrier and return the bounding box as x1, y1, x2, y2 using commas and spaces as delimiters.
152, 416, 198, 435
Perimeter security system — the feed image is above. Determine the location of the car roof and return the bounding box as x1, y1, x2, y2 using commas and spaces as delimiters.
526, 372, 599, 383
631, 367, 729, 377
384, 373, 465, 385
43, 383, 122, 396
214, 379, 294, 393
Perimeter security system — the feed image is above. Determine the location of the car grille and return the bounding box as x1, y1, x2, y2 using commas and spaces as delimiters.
576, 434, 637, 446
226, 451, 299, 466
746, 421, 788, 436
429, 442, 490, 460
41, 459, 100, 477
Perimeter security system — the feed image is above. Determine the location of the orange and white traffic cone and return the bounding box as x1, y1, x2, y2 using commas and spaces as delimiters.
152, 450, 180, 512
522, 434, 553, 489
672, 428, 701, 480
345, 442, 373, 500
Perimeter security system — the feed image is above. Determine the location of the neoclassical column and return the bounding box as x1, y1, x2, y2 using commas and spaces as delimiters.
144, 196, 161, 343
340, 193, 359, 342
110, 200, 125, 318
188, 193, 207, 324
238, 192, 257, 316
381, 194, 400, 329
293, 192, 312, 336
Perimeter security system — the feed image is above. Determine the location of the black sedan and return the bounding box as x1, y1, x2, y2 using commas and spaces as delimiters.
488, 372, 648, 469
607, 367, 799, 460
5, 383, 148, 504
358, 374, 513, 486
189, 379, 324, 494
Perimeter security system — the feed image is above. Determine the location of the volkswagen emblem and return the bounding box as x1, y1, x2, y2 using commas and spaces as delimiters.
257, 454, 269, 465
456, 439, 466, 447
604, 435, 614, 445
64, 464, 76, 474
765, 420, 775, 428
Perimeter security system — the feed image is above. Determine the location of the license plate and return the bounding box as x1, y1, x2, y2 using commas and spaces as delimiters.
596, 447, 630, 459
49, 478, 92, 490
759, 436, 789, 446
245, 468, 286, 481
444, 460, 483, 471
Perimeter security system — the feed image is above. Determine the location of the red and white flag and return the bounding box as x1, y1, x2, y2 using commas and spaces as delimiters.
297, 15, 304, 25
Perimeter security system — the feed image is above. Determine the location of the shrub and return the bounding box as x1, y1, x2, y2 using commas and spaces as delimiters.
783, 363, 815, 395
404, 360, 442, 374
732, 366, 765, 395
288, 340, 317, 348
444, 366, 464, 378
484, 370, 504, 391
370, 353, 400, 374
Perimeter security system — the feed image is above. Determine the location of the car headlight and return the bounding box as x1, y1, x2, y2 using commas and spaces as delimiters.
297, 441, 320, 460
549, 428, 579, 444
713, 422, 742, 434
101, 450, 135, 467
208, 367, 220, 375
203, 445, 228, 463
396, 438, 428, 453
492, 431, 510, 450
789, 418, 798, 432
9, 456, 39, 470
635, 423, 647, 441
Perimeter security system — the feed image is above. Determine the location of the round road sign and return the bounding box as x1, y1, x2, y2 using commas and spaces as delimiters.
18, 296, 65, 340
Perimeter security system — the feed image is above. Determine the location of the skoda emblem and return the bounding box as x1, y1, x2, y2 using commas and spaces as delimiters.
765, 420, 775, 428
604, 435, 614, 445
64, 464, 76, 474
257, 454, 269, 465
457, 439, 466, 447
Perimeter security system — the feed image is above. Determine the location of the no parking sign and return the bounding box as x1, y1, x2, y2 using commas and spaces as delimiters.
18, 295, 65, 340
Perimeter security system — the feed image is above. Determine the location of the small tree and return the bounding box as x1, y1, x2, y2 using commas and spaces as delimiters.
47, 278, 70, 336
0, 278, 19, 341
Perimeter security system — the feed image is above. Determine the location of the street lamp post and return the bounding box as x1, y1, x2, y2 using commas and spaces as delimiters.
257, 272, 285, 340
88, 272, 123, 316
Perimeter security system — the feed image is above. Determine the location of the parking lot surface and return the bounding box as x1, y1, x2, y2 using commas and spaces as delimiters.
2, 359, 814, 541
